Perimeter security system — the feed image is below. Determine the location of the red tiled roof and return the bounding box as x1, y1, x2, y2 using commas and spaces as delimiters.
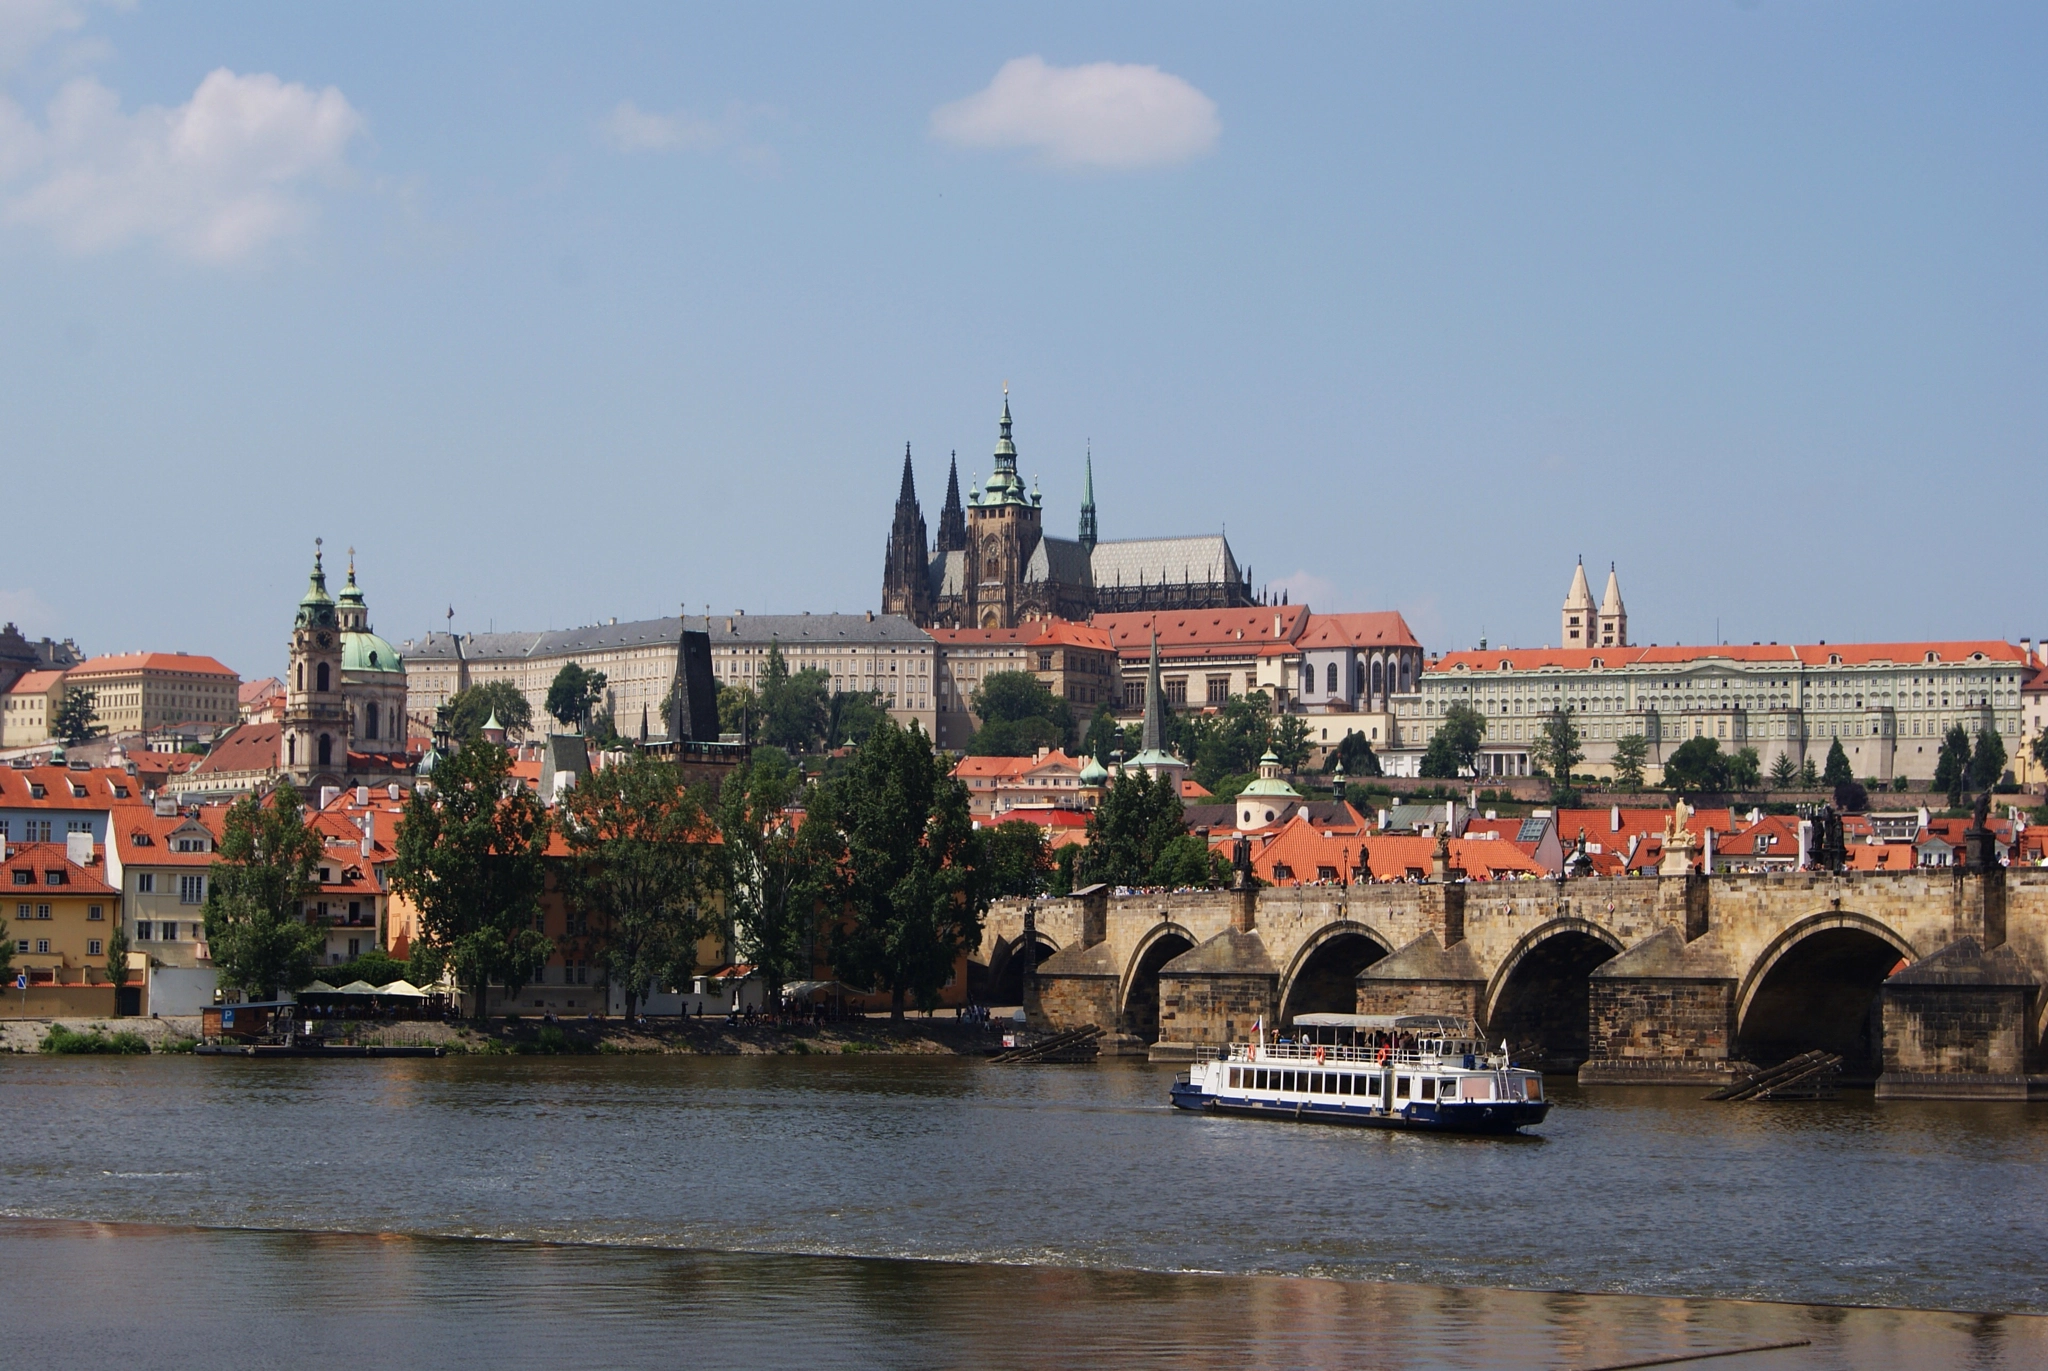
238, 677, 283, 705
4, 670, 64, 696
0, 841, 117, 894
1845, 843, 1918, 871
1181, 778, 1212, 798
193, 723, 281, 775
108, 805, 216, 868
0, 765, 141, 808
929, 619, 1113, 651
1092, 606, 1311, 656
1294, 612, 1421, 652
952, 750, 1083, 779
1553, 808, 1735, 847
1215, 815, 1545, 886
66, 652, 239, 678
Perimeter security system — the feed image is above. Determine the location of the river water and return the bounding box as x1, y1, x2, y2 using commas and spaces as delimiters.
3, 1054, 2044, 1367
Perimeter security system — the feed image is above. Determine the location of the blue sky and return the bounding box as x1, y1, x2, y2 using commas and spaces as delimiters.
2, 2, 2042, 681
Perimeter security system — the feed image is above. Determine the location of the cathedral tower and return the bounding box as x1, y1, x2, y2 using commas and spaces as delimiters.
1078, 444, 1098, 552
880, 443, 934, 624
965, 387, 1043, 629
936, 451, 966, 555
283, 540, 348, 790
1598, 563, 1627, 648
1561, 557, 1595, 648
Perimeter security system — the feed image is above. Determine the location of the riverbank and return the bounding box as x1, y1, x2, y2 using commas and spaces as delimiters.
0, 1014, 1008, 1056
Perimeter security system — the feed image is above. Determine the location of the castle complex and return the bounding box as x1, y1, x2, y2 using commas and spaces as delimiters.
881, 390, 1260, 629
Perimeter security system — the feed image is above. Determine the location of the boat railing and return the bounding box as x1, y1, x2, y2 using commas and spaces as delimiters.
1225, 1042, 1505, 1070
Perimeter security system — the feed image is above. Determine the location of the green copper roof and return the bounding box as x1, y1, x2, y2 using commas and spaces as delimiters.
1079, 756, 1108, 783
1239, 773, 1301, 799
342, 628, 405, 675
978, 388, 1032, 508
295, 545, 336, 628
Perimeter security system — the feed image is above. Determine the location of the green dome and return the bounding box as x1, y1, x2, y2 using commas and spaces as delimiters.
1079, 756, 1108, 784
1239, 774, 1300, 798
342, 628, 405, 674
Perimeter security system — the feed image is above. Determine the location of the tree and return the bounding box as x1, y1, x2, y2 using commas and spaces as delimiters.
1767, 752, 1799, 789
392, 739, 552, 1019
1834, 779, 1870, 813
813, 721, 987, 1019
1322, 731, 1382, 777
1048, 842, 1080, 896
1532, 707, 1583, 798
1419, 704, 1486, 779
754, 643, 831, 755
1728, 747, 1762, 792
970, 670, 1074, 743
545, 662, 608, 732
980, 821, 1054, 898
1612, 733, 1651, 791
1077, 768, 1189, 889
1269, 715, 1313, 773
53, 688, 103, 746
828, 689, 891, 747
1081, 705, 1121, 764
717, 747, 825, 1004
1151, 833, 1230, 889
560, 753, 718, 1022
445, 681, 532, 741
0, 913, 14, 984
1663, 737, 1730, 794
1195, 693, 1273, 789
1969, 728, 2007, 791
203, 780, 325, 1000
1797, 757, 1821, 789
715, 683, 756, 739
1821, 739, 1854, 789
966, 715, 1067, 757
1933, 724, 1973, 809
105, 924, 130, 992
2034, 727, 2048, 779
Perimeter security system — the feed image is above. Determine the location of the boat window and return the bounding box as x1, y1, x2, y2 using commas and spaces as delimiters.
1364, 1075, 1380, 1097
1524, 1076, 1542, 1101
1439, 1078, 1456, 1101
1229, 1068, 1241, 1088
1337, 1074, 1350, 1096
1420, 1078, 1436, 1101
1396, 1076, 1410, 1100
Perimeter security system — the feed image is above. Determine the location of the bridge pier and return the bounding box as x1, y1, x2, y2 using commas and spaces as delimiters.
1150, 887, 1277, 1061
1354, 933, 1484, 1022
1579, 928, 1746, 1086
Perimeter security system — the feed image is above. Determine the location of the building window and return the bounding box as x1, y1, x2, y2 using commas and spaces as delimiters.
180, 874, 205, 905
137, 873, 154, 893
88, 905, 103, 921
366, 702, 380, 740
1165, 677, 1187, 706
88, 939, 102, 956
316, 662, 330, 693
1207, 676, 1229, 705
1124, 680, 1143, 709
137, 920, 154, 940
1326, 662, 1338, 694
45, 870, 63, 886
36, 939, 49, 954
1037, 652, 1053, 673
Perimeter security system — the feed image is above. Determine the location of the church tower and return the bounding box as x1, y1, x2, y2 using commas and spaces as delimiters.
880, 443, 934, 623
1561, 556, 1595, 648
965, 387, 1043, 629
283, 540, 348, 791
1598, 563, 1627, 648
936, 452, 966, 555
1077, 444, 1098, 552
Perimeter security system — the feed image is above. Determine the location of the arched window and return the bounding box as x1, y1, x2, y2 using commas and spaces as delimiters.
1301, 665, 1312, 692
318, 734, 332, 765
366, 702, 379, 740
287, 734, 297, 765
1325, 662, 1338, 693
296, 664, 303, 690
1354, 661, 1364, 696
1372, 660, 1384, 696
316, 662, 330, 693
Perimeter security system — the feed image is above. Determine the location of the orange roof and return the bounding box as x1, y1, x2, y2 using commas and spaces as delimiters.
986, 807, 1090, 830
65, 652, 239, 678
108, 805, 217, 868
1554, 808, 1735, 848
929, 619, 1113, 651
5, 669, 65, 696
238, 677, 283, 705
1181, 778, 1212, 798
1092, 606, 1311, 656
0, 841, 117, 895
1430, 640, 2029, 673
951, 749, 1083, 780
1215, 814, 1545, 886
0, 765, 142, 808
193, 723, 281, 775
1844, 843, 1919, 871
1294, 612, 1421, 652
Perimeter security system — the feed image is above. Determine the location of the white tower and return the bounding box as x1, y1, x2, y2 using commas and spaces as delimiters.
1561, 557, 1595, 648
1598, 563, 1628, 648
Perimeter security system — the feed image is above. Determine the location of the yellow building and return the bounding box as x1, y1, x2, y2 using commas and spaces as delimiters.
62, 652, 240, 736
3, 839, 121, 1013
2, 670, 65, 747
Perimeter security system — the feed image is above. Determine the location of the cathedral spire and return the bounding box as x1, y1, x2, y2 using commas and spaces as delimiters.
1078, 442, 1098, 552
1141, 630, 1165, 755
937, 451, 966, 553
979, 384, 1028, 506
897, 442, 918, 504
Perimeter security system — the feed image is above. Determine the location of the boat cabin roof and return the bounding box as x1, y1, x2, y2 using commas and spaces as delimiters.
1292, 1013, 1470, 1032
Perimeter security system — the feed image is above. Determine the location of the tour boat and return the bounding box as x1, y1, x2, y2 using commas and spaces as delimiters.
1169, 1013, 1550, 1135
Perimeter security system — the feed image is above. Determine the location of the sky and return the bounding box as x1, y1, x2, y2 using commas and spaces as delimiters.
1, 2, 2043, 682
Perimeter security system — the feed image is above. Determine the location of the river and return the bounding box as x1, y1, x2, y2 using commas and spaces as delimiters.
2, 1053, 2043, 1367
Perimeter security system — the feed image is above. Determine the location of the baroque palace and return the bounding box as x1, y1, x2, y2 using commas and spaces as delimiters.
881, 390, 1264, 630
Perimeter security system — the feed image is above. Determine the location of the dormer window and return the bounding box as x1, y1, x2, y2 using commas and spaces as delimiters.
28, 784, 44, 799
70, 784, 87, 798
131, 833, 153, 847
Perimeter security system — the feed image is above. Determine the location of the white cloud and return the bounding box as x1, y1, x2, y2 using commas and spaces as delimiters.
1270, 570, 1335, 609
1, 67, 363, 261
930, 56, 1219, 170
599, 99, 781, 171
0, 0, 87, 73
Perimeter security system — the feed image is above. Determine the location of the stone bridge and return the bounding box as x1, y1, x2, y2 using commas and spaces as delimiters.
980, 867, 2048, 1096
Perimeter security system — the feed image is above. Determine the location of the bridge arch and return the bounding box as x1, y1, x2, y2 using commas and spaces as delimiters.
1735, 911, 1916, 1076
1484, 918, 1625, 1072
985, 931, 1062, 1008
1277, 921, 1395, 1025
1119, 922, 1199, 1044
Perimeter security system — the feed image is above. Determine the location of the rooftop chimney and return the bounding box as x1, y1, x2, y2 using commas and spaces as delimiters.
66, 830, 93, 866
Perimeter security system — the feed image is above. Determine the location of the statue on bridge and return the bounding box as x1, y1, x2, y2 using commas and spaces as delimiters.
1664, 798, 1695, 846
1812, 803, 1848, 873
1231, 831, 1253, 889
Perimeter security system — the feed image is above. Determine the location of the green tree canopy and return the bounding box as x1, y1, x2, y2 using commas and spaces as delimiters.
812, 721, 987, 1019
445, 681, 533, 741
203, 780, 324, 999
715, 683, 755, 738
1933, 724, 1973, 808
392, 739, 552, 1018
1077, 768, 1190, 889
1532, 707, 1583, 797
559, 753, 717, 1021
1419, 703, 1487, 779
968, 671, 1073, 756
1190, 693, 1274, 790
716, 746, 824, 1002
1612, 733, 1651, 791
1767, 751, 1799, 789
1322, 730, 1382, 777
1821, 739, 1854, 789
1728, 747, 1762, 791
2033, 727, 2048, 779
1151, 832, 1230, 889
105, 924, 130, 989
1663, 736, 1730, 793
1969, 728, 2007, 791
753, 643, 832, 754
1269, 714, 1313, 773
1797, 757, 1821, 789
966, 715, 1068, 757
545, 662, 608, 732
53, 688, 104, 746
980, 821, 1054, 899
829, 689, 891, 748
1081, 705, 1121, 764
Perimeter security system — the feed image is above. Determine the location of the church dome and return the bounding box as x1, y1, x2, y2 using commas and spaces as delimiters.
1079, 755, 1108, 785
342, 629, 405, 675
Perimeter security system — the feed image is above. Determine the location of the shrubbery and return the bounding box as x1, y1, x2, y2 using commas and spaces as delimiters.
41, 1024, 151, 1054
